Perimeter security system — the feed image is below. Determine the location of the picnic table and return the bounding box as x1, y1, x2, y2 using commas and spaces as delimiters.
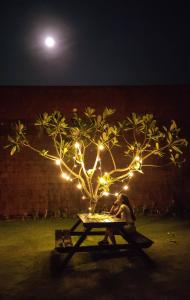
55, 213, 154, 267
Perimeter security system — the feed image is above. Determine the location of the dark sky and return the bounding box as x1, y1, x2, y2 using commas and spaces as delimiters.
0, 0, 190, 85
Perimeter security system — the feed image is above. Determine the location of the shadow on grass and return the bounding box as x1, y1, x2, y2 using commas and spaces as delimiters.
49, 248, 157, 277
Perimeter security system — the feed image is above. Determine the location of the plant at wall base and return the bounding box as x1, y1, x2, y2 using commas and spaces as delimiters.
5, 107, 188, 213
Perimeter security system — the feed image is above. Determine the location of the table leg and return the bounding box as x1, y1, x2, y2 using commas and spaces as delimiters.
70, 218, 81, 233
62, 227, 91, 267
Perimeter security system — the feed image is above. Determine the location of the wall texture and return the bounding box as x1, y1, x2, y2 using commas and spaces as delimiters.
0, 86, 189, 217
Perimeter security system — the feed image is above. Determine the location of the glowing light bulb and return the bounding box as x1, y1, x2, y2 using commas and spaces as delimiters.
98, 144, 104, 151
129, 171, 134, 178
61, 173, 71, 181
104, 172, 108, 175
99, 177, 107, 184
82, 196, 86, 200
123, 185, 129, 190
103, 191, 109, 196
74, 142, 80, 149
61, 172, 67, 179
55, 159, 61, 166
135, 156, 140, 161
115, 192, 119, 197
76, 183, 82, 189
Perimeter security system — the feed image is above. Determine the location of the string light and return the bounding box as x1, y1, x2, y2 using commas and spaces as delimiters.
55, 159, 61, 166
98, 144, 104, 151
76, 183, 82, 189
82, 195, 86, 199
103, 191, 109, 196
61, 173, 73, 181
129, 171, 134, 178
61, 172, 68, 180
135, 156, 140, 161
123, 185, 129, 190
99, 177, 107, 184
114, 192, 119, 196
74, 142, 80, 149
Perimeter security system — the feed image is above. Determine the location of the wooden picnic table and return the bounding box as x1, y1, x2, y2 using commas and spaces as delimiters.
55, 213, 154, 267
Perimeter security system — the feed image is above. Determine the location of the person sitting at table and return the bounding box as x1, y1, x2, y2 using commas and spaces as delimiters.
98, 194, 136, 245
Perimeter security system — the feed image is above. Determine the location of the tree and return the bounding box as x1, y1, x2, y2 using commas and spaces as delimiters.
5, 107, 188, 213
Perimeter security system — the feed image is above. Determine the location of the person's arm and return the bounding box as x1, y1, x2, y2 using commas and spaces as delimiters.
109, 201, 118, 215
115, 205, 124, 218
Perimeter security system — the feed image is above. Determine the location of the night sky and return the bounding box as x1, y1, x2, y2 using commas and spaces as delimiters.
0, 0, 190, 85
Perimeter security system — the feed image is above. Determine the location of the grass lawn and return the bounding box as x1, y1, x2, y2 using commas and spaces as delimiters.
0, 216, 190, 300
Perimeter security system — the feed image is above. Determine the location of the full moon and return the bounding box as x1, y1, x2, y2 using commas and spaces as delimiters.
44, 36, 55, 48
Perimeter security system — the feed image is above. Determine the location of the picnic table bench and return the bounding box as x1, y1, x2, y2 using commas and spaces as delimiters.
55, 213, 154, 267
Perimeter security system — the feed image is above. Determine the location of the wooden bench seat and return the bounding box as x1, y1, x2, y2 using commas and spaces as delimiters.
119, 228, 154, 248
55, 229, 153, 249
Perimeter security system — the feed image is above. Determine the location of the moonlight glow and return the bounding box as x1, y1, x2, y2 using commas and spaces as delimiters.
44, 36, 55, 48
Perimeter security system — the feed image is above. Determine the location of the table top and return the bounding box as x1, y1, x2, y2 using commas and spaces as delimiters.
78, 213, 127, 228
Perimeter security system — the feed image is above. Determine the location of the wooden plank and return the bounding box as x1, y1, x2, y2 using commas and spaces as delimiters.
70, 219, 81, 232
77, 213, 126, 228
119, 228, 154, 248
70, 231, 120, 236
55, 244, 131, 253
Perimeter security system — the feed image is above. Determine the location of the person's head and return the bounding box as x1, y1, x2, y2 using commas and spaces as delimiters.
120, 194, 136, 221
120, 194, 130, 206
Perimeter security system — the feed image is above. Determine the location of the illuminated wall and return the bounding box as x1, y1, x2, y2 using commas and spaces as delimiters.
0, 86, 189, 217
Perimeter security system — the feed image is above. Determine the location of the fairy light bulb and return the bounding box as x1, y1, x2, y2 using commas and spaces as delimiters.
115, 192, 119, 197
103, 191, 109, 196
82, 195, 86, 200
61, 172, 68, 179
76, 183, 82, 189
99, 177, 107, 184
55, 159, 61, 166
98, 144, 104, 151
75, 142, 80, 149
135, 156, 140, 161
61, 173, 72, 181
129, 171, 134, 178
123, 185, 129, 190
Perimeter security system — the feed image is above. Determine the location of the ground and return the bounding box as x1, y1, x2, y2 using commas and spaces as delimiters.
0, 216, 190, 300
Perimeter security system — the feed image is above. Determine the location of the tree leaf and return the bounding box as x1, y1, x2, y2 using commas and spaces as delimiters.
10, 146, 17, 156
170, 120, 176, 131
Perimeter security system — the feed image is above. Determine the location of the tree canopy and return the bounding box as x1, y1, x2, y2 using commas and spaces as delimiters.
5, 107, 188, 212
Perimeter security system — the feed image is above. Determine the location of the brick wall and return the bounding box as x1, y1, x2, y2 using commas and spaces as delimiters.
0, 86, 189, 217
